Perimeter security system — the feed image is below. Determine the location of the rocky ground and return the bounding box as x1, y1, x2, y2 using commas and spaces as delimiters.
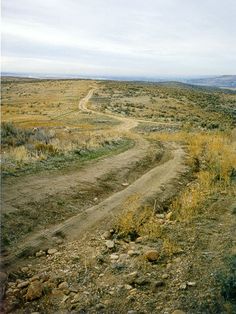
1, 196, 235, 314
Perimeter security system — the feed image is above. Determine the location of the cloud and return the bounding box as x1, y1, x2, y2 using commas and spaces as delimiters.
2, 0, 236, 76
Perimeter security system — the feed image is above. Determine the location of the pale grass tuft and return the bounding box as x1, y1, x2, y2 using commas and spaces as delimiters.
7, 146, 30, 163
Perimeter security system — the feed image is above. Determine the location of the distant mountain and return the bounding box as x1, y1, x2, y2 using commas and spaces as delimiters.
184, 75, 236, 88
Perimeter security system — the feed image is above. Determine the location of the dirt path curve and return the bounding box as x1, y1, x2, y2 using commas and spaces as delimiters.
2, 88, 187, 265
2, 90, 148, 211
79, 88, 139, 131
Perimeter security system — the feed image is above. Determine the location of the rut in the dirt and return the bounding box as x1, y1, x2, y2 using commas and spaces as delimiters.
2, 89, 186, 267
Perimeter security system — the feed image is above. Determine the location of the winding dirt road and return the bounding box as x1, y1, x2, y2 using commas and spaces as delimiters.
2, 88, 187, 264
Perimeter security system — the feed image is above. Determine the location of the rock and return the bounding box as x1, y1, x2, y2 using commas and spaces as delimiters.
166, 262, 172, 269
71, 292, 80, 304
47, 248, 58, 255
0, 272, 8, 300
144, 249, 159, 262
127, 271, 138, 278
166, 211, 173, 220
105, 240, 115, 249
21, 267, 29, 273
127, 250, 139, 256
162, 273, 169, 279
51, 288, 64, 298
135, 277, 150, 286
187, 281, 196, 286
119, 253, 129, 262
94, 197, 98, 202
52, 237, 63, 245
102, 230, 112, 240
96, 254, 105, 264
122, 182, 129, 187
58, 281, 69, 290
124, 284, 133, 290
69, 285, 79, 293
151, 280, 164, 292
30, 275, 40, 282
43, 281, 56, 292
95, 303, 105, 310
110, 254, 119, 260
135, 237, 143, 243
112, 263, 126, 271
127, 249, 134, 256
35, 250, 46, 257
39, 273, 50, 282
126, 272, 138, 284
179, 283, 187, 290
26, 280, 43, 301
17, 281, 29, 289
172, 310, 186, 314
174, 257, 181, 263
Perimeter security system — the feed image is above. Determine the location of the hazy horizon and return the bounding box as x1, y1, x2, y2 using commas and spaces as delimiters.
2, 0, 236, 77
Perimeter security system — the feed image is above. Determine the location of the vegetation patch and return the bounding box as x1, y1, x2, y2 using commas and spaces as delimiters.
149, 131, 236, 221
1, 122, 133, 176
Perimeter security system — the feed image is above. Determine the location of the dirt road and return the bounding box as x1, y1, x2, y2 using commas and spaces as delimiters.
2, 89, 146, 211
2, 88, 186, 263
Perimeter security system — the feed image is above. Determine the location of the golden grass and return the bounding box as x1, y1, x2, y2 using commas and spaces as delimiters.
1, 79, 133, 172
149, 131, 236, 221
7, 146, 30, 163
115, 194, 161, 240
1, 80, 94, 128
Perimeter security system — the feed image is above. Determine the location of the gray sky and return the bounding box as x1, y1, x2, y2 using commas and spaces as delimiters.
2, 0, 236, 77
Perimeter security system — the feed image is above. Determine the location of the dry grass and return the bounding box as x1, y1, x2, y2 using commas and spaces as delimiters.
1, 124, 127, 173
1, 79, 131, 173
115, 194, 161, 240
149, 131, 236, 221
7, 146, 30, 163
1, 79, 94, 128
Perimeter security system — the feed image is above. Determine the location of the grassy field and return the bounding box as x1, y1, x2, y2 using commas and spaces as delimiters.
91, 81, 235, 130
1, 78, 126, 175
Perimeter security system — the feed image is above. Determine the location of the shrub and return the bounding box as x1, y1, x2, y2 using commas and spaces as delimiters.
34, 143, 59, 156
1, 122, 32, 147
8, 146, 30, 163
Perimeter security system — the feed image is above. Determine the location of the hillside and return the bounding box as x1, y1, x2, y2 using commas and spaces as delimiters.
1, 78, 236, 314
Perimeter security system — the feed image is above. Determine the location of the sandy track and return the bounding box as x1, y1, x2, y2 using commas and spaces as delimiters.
2, 88, 186, 264
2, 90, 147, 210
2, 139, 149, 209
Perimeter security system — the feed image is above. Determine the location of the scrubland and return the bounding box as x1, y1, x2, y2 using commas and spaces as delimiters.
1, 79, 128, 176
1, 78, 236, 313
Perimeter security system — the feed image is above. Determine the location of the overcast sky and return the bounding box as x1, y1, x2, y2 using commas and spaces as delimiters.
2, 0, 236, 77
